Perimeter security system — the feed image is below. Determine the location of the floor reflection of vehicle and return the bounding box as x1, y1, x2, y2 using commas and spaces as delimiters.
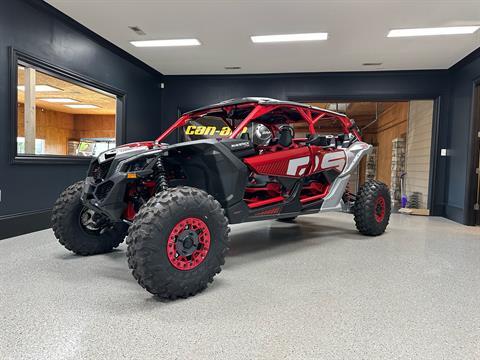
76, 138, 116, 157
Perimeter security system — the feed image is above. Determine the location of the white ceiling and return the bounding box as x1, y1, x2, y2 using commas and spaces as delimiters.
45, 0, 480, 75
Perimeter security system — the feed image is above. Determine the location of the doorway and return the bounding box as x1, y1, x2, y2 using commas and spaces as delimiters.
306, 101, 435, 212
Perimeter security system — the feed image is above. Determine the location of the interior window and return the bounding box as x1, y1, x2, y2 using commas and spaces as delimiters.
16, 62, 117, 158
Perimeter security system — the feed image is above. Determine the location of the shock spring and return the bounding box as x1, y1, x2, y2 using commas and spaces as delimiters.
155, 157, 168, 193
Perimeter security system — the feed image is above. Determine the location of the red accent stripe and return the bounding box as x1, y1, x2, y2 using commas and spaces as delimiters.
247, 196, 284, 209
300, 194, 326, 204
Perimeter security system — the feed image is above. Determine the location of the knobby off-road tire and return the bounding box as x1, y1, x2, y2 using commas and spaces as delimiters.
126, 186, 230, 299
52, 181, 127, 255
353, 180, 391, 236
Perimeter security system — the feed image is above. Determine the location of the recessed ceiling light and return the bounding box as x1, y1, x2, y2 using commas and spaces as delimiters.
362, 62, 383, 66
224, 66, 241, 70
64, 104, 100, 109
39, 98, 79, 103
251, 32, 328, 43
130, 38, 201, 47
387, 26, 480, 37
17, 85, 62, 92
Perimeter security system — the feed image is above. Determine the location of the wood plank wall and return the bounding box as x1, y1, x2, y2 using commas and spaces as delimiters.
17, 104, 115, 155
405, 100, 434, 209
73, 115, 115, 139
357, 103, 408, 186
374, 103, 409, 185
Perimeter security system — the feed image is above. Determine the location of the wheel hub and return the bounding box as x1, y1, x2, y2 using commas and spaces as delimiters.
374, 196, 386, 223
80, 208, 103, 231
175, 230, 199, 256
167, 217, 211, 271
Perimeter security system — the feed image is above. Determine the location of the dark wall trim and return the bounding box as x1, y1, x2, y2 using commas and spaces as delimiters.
0, 209, 51, 240
450, 46, 480, 72
444, 204, 465, 225
23, 0, 162, 78
464, 80, 480, 225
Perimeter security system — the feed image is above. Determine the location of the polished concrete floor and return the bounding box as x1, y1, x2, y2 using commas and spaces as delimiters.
1, 213, 480, 360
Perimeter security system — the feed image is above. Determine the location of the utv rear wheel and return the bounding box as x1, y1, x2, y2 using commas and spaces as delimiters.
126, 186, 230, 299
353, 180, 391, 236
51, 181, 127, 255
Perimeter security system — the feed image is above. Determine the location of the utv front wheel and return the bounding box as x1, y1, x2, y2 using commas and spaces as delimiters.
126, 186, 230, 299
353, 180, 391, 236
52, 181, 127, 255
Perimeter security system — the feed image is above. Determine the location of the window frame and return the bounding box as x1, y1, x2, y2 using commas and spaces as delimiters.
9, 48, 126, 165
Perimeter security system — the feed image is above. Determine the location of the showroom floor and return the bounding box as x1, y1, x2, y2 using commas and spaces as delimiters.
1, 213, 479, 360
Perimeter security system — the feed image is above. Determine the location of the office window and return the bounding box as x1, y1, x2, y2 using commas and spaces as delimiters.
16, 61, 117, 158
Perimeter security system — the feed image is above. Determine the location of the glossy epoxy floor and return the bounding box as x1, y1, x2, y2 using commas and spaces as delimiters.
1, 213, 480, 360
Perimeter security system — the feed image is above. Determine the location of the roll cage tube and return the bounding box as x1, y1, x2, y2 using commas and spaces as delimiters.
155, 103, 361, 143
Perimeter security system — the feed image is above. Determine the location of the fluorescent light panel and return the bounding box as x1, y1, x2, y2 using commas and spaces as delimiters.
39, 98, 78, 103
17, 85, 62, 92
130, 38, 201, 47
251, 32, 328, 43
388, 26, 480, 37
65, 104, 99, 109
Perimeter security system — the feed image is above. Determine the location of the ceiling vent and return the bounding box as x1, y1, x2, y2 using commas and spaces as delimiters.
224, 66, 241, 70
128, 26, 146, 36
362, 62, 383, 66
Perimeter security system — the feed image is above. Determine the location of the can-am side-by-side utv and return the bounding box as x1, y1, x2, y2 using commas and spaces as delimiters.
52, 98, 391, 299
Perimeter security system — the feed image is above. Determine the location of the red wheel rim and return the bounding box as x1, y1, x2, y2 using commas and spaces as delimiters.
166, 217, 211, 271
374, 196, 386, 223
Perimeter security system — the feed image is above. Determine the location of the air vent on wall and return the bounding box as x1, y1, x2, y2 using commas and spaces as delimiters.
129, 26, 146, 36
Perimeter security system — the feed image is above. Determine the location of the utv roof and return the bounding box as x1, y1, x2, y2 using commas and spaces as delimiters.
184, 97, 347, 117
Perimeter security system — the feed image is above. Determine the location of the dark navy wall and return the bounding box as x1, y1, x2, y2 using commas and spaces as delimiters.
447, 49, 480, 224
162, 70, 451, 218
0, 0, 163, 237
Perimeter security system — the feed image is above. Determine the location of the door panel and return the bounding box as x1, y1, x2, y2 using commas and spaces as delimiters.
244, 147, 311, 178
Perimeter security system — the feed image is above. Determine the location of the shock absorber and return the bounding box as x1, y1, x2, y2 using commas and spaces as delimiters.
155, 157, 168, 193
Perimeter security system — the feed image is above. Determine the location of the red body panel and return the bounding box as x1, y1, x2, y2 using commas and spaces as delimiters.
244, 146, 346, 178
244, 147, 311, 178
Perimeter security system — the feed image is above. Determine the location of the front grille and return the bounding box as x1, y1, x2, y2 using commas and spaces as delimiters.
95, 181, 114, 200
89, 160, 112, 181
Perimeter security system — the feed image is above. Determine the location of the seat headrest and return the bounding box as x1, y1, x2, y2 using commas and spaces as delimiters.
278, 125, 294, 147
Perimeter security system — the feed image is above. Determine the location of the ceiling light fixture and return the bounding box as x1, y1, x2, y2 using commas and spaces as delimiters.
17, 85, 62, 92
251, 32, 328, 43
39, 98, 79, 103
130, 38, 201, 47
65, 104, 100, 109
387, 26, 480, 37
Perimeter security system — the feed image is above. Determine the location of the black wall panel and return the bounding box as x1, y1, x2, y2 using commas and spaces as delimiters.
448, 49, 480, 224
0, 0, 163, 237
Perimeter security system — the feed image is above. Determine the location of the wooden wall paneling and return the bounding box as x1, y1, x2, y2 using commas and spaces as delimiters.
374, 103, 408, 185
406, 100, 434, 209
17, 104, 75, 155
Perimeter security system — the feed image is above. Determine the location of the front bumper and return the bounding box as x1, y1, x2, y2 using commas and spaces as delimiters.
81, 173, 128, 221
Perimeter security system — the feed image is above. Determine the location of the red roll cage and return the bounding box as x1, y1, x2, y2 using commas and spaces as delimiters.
156, 98, 361, 143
